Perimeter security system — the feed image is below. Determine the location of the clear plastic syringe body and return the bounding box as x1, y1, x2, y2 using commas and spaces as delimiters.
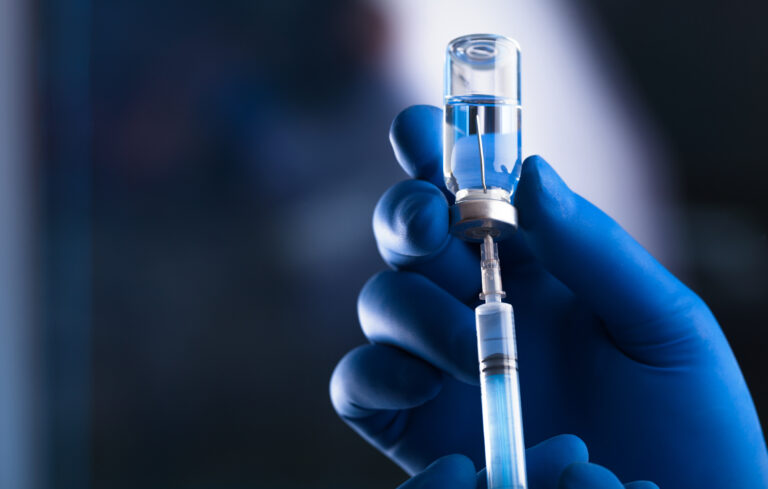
476, 235, 527, 489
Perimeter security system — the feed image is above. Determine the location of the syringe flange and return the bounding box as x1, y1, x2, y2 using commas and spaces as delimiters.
449, 199, 518, 243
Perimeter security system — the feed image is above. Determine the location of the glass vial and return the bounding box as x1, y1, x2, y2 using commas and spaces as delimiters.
444, 34, 522, 204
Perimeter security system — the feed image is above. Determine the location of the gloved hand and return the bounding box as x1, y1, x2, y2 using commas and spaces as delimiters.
330, 105, 768, 489
397, 435, 659, 489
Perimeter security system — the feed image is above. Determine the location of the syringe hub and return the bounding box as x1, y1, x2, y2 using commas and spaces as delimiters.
480, 234, 506, 302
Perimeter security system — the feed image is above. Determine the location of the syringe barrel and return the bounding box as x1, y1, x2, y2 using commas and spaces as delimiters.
476, 301, 527, 489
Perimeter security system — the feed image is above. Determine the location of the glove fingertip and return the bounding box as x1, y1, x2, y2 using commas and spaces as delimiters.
390, 105, 443, 185
398, 454, 476, 489
515, 155, 576, 231
526, 434, 589, 489
374, 180, 449, 263
558, 462, 623, 489
542, 434, 589, 463
329, 343, 442, 418
357, 270, 398, 324
623, 482, 660, 489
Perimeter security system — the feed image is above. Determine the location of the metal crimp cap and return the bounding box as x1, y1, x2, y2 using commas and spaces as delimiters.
449, 199, 518, 242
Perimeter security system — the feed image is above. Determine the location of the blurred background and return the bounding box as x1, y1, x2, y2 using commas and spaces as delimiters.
1, 0, 766, 488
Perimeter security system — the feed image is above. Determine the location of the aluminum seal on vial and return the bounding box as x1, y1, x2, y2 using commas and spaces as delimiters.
444, 34, 522, 242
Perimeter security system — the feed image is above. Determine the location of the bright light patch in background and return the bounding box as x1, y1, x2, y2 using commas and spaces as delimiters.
375, 0, 680, 265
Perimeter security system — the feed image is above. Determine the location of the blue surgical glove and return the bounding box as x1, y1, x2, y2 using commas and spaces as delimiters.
330, 105, 768, 488
399, 436, 658, 489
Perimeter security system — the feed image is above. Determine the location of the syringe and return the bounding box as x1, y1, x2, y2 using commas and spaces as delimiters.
442, 34, 527, 489
476, 234, 526, 489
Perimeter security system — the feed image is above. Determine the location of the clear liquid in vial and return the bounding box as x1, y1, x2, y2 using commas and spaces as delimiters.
443, 96, 522, 201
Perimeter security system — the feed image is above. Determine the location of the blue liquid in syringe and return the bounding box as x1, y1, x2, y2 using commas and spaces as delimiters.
477, 301, 527, 489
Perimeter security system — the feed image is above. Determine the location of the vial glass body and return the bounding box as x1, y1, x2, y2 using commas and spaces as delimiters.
444, 34, 522, 204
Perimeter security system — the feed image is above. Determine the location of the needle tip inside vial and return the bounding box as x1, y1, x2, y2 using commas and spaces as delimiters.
476, 114, 487, 193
